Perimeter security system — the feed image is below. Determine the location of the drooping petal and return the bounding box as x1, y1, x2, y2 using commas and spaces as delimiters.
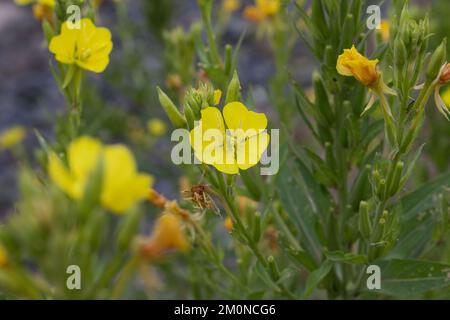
434, 87, 450, 121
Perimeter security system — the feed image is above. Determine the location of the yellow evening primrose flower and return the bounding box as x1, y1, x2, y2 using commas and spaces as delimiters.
0, 243, 7, 268
244, 0, 280, 23
15, 0, 54, 7
378, 20, 390, 42
147, 118, 167, 137
49, 18, 113, 73
223, 0, 241, 13
48, 136, 153, 214
189, 102, 270, 175
0, 126, 26, 150
337, 45, 380, 87
140, 213, 189, 259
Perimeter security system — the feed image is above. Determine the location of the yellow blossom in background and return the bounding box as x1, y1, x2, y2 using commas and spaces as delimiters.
139, 213, 189, 258
244, 0, 280, 23
441, 86, 450, 108
214, 89, 222, 105
15, 0, 54, 6
378, 20, 390, 42
0, 126, 26, 150
337, 45, 380, 87
0, 243, 7, 268
223, 0, 241, 13
189, 102, 270, 175
224, 217, 233, 232
147, 118, 167, 137
49, 18, 113, 73
48, 136, 153, 213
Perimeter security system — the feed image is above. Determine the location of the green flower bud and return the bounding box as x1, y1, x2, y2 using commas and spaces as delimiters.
394, 38, 407, 67
358, 201, 372, 240
426, 39, 447, 82
388, 161, 404, 196
225, 70, 241, 104
184, 104, 196, 130
157, 86, 186, 128
253, 212, 262, 243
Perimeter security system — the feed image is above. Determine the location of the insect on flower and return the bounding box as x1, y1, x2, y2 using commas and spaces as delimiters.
183, 184, 220, 215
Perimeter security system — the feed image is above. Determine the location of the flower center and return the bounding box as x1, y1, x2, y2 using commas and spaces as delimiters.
80, 48, 92, 61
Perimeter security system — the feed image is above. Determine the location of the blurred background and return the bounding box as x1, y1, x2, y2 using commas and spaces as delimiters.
0, 0, 448, 217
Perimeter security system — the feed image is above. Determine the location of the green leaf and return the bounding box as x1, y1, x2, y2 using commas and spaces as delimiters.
373, 259, 450, 297
276, 149, 323, 262
303, 261, 333, 299
389, 170, 450, 258
324, 250, 368, 264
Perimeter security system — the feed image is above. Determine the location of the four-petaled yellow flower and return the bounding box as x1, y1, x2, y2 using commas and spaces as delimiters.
49, 18, 113, 73
189, 102, 270, 175
337, 45, 380, 87
0, 126, 26, 150
0, 243, 7, 268
244, 0, 280, 23
48, 136, 153, 214
139, 213, 189, 259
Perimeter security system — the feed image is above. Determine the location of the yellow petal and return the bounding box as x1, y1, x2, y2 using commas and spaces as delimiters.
214, 89, 222, 105
200, 107, 226, 132
236, 132, 270, 170
212, 136, 239, 174
48, 153, 78, 198
101, 145, 151, 213
68, 136, 103, 183
223, 102, 248, 130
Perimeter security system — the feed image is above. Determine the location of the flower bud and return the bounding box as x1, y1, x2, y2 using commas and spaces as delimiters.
358, 201, 372, 240
225, 70, 241, 104
426, 39, 447, 82
157, 86, 186, 128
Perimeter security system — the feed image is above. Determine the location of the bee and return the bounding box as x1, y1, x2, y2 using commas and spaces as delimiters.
183, 184, 220, 215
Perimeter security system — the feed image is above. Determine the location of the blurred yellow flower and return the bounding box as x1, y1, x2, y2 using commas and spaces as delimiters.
48, 136, 153, 213
0, 126, 26, 150
441, 86, 450, 107
140, 213, 189, 258
15, 0, 54, 7
189, 102, 270, 175
49, 18, 113, 73
147, 118, 167, 137
244, 0, 280, 23
378, 20, 390, 42
337, 45, 380, 87
223, 0, 240, 13
0, 243, 7, 268
224, 217, 233, 232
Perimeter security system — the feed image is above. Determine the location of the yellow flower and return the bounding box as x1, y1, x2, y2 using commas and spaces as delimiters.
15, 0, 54, 7
378, 20, 390, 42
49, 18, 113, 73
147, 118, 167, 137
337, 45, 380, 87
48, 136, 153, 213
0, 243, 7, 268
244, 0, 280, 23
224, 217, 233, 232
441, 86, 450, 107
139, 213, 189, 258
0, 126, 26, 150
189, 102, 270, 175
223, 0, 241, 12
